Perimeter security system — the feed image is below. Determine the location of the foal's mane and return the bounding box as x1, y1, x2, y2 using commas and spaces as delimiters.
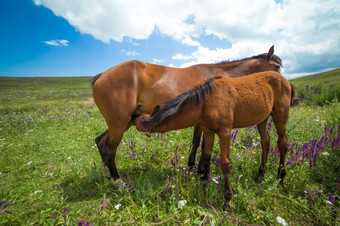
216, 53, 282, 68
141, 76, 222, 130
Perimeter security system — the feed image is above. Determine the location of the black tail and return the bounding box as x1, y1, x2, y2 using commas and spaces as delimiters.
91, 73, 103, 87
141, 76, 221, 130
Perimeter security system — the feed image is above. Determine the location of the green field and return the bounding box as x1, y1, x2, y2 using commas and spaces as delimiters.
0, 72, 339, 225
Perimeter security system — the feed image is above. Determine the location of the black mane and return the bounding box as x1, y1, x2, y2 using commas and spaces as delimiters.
216, 53, 282, 67
141, 77, 221, 130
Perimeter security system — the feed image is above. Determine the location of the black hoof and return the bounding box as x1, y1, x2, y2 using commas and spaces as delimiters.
222, 203, 232, 213
255, 175, 264, 184
197, 166, 205, 175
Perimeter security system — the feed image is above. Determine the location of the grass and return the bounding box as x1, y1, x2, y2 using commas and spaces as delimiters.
0, 75, 339, 225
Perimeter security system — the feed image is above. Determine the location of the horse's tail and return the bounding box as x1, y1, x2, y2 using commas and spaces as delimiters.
91, 73, 103, 87
140, 76, 221, 131
290, 82, 297, 106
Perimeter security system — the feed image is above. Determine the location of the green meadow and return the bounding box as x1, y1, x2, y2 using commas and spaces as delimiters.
0, 70, 339, 225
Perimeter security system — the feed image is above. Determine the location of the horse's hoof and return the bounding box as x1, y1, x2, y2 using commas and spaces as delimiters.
255, 175, 263, 184
103, 166, 111, 178
197, 166, 205, 175
111, 178, 126, 189
222, 203, 232, 213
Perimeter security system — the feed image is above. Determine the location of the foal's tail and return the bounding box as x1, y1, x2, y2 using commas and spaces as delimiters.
140, 77, 220, 131
290, 82, 297, 106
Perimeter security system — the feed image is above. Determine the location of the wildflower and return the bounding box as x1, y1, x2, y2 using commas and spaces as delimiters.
51, 215, 58, 219
178, 200, 187, 209
27, 161, 33, 165
1, 200, 13, 214
258, 184, 262, 195
78, 221, 91, 226
64, 208, 68, 215
322, 152, 330, 156
306, 188, 311, 196
276, 216, 287, 226
115, 204, 121, 210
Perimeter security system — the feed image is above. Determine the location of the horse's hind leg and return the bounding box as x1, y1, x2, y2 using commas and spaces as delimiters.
272, 109, 289, 187
102, 125, 128, 186
255, 117, 270, 183
95, 130, 111, 178
187, 126, 203, 168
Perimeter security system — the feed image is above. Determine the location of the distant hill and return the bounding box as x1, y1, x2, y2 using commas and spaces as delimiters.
290, 68, 340, 87
289, 68, 340, 106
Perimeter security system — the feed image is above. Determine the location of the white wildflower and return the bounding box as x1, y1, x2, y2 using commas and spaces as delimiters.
325, 200, 332, 205
178, 200, 187, 209
276, 216, 287, 226
115, 203, 122, 210
322, 152, 330, 156
212, 177, 219, 184
27, 161, 33, 165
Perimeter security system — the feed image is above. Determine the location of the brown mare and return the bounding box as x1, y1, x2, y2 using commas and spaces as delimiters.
134, 71, 296, 212
92, 46, 282, 186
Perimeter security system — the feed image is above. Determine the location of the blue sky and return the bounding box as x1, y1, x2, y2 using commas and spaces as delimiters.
1, 0, 339, 78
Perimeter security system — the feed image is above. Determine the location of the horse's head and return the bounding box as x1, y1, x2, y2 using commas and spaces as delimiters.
254, 45, 282, 73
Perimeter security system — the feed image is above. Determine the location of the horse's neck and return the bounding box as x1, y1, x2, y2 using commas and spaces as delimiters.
217, 60, 257, 78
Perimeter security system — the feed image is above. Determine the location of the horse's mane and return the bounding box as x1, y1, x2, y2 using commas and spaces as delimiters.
216, 53, 282, 68
91, 73, 103, 87
141, 76, 222, 130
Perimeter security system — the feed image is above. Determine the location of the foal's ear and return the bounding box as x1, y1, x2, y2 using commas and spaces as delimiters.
151, 105, 161, 115
267, 45, 274, 61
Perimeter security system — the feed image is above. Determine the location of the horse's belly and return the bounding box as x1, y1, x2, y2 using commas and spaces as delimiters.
232, 101, 272, 128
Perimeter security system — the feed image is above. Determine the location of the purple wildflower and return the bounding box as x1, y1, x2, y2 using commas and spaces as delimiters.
217, 175, 222, 190
245, 185, 248, 194
51, 215, 58, 219
1, 200, 14, 214
64, 208, 68, 216
258, 184, 262, 195
214, 156, 220, 167
329, 195, 336, 204
306, 188, 311, 196
78, 221, 91, 226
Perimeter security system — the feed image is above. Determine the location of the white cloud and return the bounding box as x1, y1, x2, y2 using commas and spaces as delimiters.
43, 39, 69, 46
152, 58, 163, 64
34, 0, 340, 76
121, 50, 139, 56
172, 53, 193, 61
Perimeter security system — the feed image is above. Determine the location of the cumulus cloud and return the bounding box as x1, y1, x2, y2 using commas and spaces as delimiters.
43, 39, 69, 46
34, 0, 340, 77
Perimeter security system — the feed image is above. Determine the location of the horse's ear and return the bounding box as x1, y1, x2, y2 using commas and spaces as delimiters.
267, 45, 274, 60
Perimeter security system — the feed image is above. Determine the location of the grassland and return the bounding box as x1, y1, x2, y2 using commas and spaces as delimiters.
0, 72, 339, 225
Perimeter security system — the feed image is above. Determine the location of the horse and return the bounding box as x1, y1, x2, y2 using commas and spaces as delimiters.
134, 71, 296, 212
92, 46, 282, 186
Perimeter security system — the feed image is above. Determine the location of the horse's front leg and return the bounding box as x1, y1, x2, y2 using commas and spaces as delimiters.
218, 129, 232, 213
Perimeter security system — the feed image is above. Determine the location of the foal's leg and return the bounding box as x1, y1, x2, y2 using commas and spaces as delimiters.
201, 132, 214, 181
255, 117, 270, 183
218, 129, 232, 213
188, 126, 203, 168
272, 110, 289, 187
